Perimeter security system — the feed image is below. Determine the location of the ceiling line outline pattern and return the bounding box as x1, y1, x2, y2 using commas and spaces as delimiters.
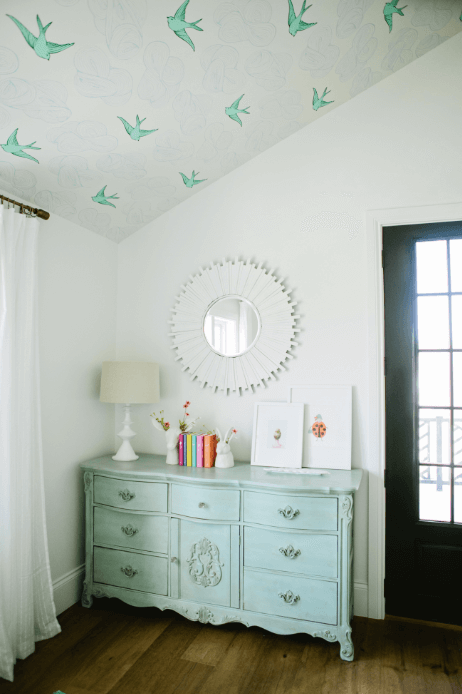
0, 0, 459, 242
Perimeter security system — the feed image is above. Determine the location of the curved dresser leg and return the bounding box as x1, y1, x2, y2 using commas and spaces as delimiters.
338, 626, 354, 661
81, 581, 93, 608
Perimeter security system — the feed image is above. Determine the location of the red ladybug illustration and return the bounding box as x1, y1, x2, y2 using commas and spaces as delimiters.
310, 414, 327, 440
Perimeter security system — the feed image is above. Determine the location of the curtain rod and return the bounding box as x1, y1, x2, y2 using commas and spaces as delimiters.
0, 194, 50, 220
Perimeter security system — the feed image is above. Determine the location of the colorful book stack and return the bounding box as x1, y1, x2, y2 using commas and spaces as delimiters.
178, 433, 217, 467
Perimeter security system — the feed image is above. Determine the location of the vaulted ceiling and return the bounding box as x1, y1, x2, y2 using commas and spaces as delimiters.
0, 0, 461, 242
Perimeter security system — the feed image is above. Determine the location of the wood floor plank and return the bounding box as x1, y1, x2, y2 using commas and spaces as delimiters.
181, 623, 241, 666
3, 607, 462, 693
197, 627, 269, 694
0, 604, 105, 694
293, 636, 350, 694
417, 625, 459, 694
353, 618, 391, 694
243, 631, 307, 694
441, 630, 462, 691
71, 613, 174, 693
16, 611, 140, 694
379, 617, 408, 694
105, 616, 213, 694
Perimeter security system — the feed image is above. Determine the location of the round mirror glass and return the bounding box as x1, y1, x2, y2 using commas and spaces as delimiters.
203, 296, 260, 357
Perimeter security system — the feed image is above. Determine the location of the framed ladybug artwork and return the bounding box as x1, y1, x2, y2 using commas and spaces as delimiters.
288, 385, 352, 470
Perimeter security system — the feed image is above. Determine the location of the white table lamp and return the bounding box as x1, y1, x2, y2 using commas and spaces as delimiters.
100, 361, 160, 461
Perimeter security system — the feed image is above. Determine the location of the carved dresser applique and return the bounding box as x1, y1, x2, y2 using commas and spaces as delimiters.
197, 606, 215, 624
187, 537, 224, 588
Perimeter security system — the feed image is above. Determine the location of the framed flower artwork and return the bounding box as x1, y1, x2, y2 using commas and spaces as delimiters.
251, 402, 304, 468
288, 385, 352, 470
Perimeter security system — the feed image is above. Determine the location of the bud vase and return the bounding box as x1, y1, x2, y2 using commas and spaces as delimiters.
165, 426, 181, 465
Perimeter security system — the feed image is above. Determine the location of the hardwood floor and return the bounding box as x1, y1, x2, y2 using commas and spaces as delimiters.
1, 599, 461, 694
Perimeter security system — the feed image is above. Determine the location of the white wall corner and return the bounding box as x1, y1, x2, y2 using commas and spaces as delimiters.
53, 564, 85, 616
354, 581, 368, 618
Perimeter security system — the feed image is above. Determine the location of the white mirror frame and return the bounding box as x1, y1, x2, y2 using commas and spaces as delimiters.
169, 259, 299, 394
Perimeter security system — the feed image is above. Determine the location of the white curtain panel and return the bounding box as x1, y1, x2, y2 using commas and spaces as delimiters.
0, 207, 61, 682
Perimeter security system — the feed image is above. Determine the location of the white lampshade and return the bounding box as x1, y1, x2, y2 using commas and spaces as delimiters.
100, 361, 160, 404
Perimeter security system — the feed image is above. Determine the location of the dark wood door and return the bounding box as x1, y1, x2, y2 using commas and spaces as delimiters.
384, 222, 462, 625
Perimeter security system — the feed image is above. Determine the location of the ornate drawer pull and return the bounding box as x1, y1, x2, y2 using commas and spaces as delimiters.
118, 489, 135, 502
171, 556, 178, 563
198, 502, 206, 508
278, 505, 300, 520
278, 590, 300, 604
279, 545, 301, 559
121, 524, 138, 537
120, 565, 138, 578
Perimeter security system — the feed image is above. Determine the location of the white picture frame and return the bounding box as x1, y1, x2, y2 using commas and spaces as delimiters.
251, 402, 304, 468
288, 385, 352, 470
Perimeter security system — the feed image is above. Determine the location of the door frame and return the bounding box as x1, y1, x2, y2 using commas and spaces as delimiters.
366, 202, 462, 620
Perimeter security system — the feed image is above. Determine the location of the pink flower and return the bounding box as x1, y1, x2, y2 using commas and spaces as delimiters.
232, 429, 237, 434
186, 412, 190, 416
164, 422, 170, 428
184, 401, 191, 408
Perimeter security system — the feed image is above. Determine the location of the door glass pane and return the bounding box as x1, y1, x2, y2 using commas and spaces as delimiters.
417, 296, 450, 349
450, 239, 462, 292
419, 465, 451, 522
416, 240, 448, 294
419, 409, 451, 465
454, 353, 462, 407
454, 467, 462, 523
451, 295, 462, 349
418, 352, 451, 407
454, 411, 462, 466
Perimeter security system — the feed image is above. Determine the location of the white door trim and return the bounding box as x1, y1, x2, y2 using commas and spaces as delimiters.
366, 202, 462, 620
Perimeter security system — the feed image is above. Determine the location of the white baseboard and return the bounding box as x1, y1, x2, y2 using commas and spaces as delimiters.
52, 569, 370, 620
354, 581, 368, 618
53, 564, 85, 616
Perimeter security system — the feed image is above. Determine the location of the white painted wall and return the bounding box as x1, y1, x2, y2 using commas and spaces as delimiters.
36, 212, 117, 613
115, 33, 462, 617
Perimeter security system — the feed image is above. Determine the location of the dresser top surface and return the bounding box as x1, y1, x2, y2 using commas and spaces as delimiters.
81, 455, 363, 494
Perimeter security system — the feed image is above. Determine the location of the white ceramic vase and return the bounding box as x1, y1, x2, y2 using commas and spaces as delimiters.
152, 415, 200, 465
165, 426, 181, 465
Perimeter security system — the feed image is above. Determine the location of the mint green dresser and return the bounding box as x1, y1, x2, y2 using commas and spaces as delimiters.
81, 455, 362, 661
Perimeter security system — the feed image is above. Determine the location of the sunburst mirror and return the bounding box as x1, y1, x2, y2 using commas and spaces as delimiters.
169, 259, 299, 394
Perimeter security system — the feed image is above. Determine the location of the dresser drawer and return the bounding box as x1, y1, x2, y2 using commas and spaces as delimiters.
243, 491, 337, 531
94, 476, 167, 513
244, 569, 337, 625
244, 527, 338, 578
94, 507, 168, 554
93, 547, 168, 595
171, 485, 240, 521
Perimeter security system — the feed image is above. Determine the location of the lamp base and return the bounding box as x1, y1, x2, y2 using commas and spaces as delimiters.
113, 440, 139, 462
113, 404, 139, 462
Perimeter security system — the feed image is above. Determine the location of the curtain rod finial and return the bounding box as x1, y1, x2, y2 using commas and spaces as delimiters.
36, 209, 50, 220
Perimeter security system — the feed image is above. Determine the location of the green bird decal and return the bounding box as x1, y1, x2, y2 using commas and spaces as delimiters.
118, 115, 158, 141
6, 14, 74, 60
1, 128, 40, 163
92, 186, 119, 208
312, 87, 334, 111
179, 171, 207, 188
225, 95, 250, 126
167, 0, 203, 51
383, 1, 407, 32
287, 0, 317, 36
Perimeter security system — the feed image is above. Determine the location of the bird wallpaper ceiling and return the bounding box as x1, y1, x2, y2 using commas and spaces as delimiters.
0, 0, 461, 242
